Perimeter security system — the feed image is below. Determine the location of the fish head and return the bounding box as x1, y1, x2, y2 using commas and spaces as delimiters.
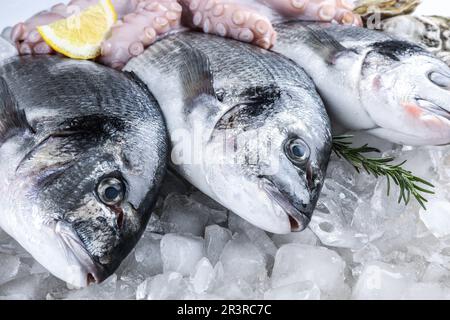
11, 115, 166, 288
0, 59, 168, 287
359, 40, 450, 145
205, 85, 331, 234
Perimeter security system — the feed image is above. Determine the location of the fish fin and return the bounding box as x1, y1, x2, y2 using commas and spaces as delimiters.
179, 47, 216, 110
300, 23, 351, 64
0, 77, 32, 143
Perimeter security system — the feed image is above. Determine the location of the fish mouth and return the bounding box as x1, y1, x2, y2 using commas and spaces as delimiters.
55, 221, 107, 286
261, 178, 311, 232
416, 98, 450, 121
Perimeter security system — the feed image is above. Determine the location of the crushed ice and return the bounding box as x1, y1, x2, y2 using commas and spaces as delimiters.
0, 132, 449, 300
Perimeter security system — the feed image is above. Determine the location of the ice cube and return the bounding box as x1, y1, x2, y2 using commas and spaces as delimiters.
219, 234, 267, 287
352, 243, 381, 265
189, 191, 229, 226
204, 225, 232, 266
0, 273, 53, 300
422, 263, 450, 283
312, 179, 369, 249
271, 244, 348, 298
137, 272, 189, 300
160, 193, 211, 236
419, 200, 450, 238
228, 214, 277, 267
309, 209, 368, 249
264, 281, 321, 300
271, 228, 320, 247
0, 253, 21, 285
161, 234, 205, 276
190, 258, 215, 294
134, 232, 163, 276
352, 262, 416, 300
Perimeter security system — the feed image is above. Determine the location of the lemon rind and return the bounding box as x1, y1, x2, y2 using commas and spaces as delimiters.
37, 0, 117, 60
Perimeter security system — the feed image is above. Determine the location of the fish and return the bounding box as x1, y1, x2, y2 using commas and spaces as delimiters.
125, 32, 332, 234
0, 52, 168, 287
273, 21, 450, 146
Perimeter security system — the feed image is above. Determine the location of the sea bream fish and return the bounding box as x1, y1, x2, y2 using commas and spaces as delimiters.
125, 32, 332, 234
0, 46, 168, 286
273, 21, 450, 146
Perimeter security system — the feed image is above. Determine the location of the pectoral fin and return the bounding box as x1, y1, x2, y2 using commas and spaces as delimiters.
301, 23, 353, 64
179, 47, 216, 112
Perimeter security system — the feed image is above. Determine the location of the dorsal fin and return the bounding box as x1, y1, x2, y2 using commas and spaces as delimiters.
300, 23, 351, 64
179, 46, 216, 110
0, 77, 31, 143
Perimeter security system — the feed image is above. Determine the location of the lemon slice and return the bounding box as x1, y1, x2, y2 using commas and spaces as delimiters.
37, 0, 117, 59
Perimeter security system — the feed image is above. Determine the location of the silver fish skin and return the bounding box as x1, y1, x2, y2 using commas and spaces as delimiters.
125, 32, 332, 234
0, 56, 168, 287
274, 22, 450, 146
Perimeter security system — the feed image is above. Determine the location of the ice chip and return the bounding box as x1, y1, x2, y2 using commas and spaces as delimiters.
161, 234, 205, 276
352, 262, 416, 300
140, 272, 188, 300
228, 214, 277, 267
160, 193, 211, 236
190, 257, 215, 294
0, 273, 53, 300
312, 178, 369, 249
189, 191, 229, 226
352, 243, 381, 265
419, 200, 450, 238
271, 244, 348, 298
0, 253, 21, 286
219, 234, 267, 287
204, 225, 232, 266
134, 232, 163, 276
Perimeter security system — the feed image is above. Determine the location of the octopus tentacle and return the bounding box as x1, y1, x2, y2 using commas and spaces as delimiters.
260, 0, 362, 26
179, 0, 276, 49
99, 0, 182, 69
10, 0, 363, 65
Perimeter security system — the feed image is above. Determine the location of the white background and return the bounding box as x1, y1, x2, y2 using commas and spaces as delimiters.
0, 0, 450, 31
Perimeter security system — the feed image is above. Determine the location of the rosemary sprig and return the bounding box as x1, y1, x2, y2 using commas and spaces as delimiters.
332, 135, 435, 209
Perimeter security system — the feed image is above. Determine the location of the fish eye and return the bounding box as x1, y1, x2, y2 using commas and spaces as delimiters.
285, 138, 310, 166
428, 72, 450, 88
96, 177, 125, 206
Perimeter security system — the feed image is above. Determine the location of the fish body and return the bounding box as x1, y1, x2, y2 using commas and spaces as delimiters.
0, 55, 168, 287
125, 32, 332, 234
273, 22, 450, 146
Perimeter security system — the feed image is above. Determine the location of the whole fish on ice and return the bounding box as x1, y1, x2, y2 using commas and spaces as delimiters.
273, 21, 450, 146
0, 43, 168, 287
125, 32, 332, 234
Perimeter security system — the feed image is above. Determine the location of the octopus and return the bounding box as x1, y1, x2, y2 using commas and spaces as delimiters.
10, 0, 362, 69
